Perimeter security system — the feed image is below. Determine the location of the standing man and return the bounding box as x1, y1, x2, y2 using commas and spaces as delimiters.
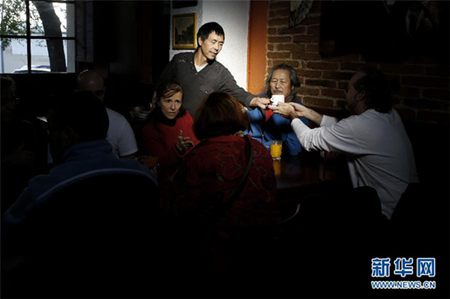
274, 67, 419, 219
158, 22, 269, 115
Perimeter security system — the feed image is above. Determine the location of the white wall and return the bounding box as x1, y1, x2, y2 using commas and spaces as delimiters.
170, 0, 250, 89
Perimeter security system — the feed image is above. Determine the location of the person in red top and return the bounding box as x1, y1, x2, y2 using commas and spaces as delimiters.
165, 92, 280, 278
141, 82, 199, 181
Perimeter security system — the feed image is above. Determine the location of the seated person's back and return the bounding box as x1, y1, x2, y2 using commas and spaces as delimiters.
77, 69, 138, 158
4, 91, 156, 226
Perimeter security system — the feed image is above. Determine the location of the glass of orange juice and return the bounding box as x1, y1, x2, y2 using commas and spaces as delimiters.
270, 140, 282, 160
273, 159, 281, 176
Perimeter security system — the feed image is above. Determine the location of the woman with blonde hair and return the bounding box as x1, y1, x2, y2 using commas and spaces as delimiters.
141, 82, 199, 181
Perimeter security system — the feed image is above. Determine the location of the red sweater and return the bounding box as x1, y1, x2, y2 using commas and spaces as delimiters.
142, 110, 199, 178
173, 134, 278, 228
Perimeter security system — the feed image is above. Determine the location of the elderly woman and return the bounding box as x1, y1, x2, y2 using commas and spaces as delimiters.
141, 82, 199, 180
246, 63, 310, 156
167, 91, 279, 276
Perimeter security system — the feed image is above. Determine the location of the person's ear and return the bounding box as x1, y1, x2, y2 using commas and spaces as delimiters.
198, 37, 203, 47
355, 90, 366, 102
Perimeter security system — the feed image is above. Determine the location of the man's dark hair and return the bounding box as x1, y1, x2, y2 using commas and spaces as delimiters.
354, 66, 393, 113
197, 22, 225, 45
265, 63, 301, 102
194, 92, 248, 140
50, 91, 108, 142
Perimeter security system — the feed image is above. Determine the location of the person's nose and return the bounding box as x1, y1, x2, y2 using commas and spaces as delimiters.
170, 103, 176, 110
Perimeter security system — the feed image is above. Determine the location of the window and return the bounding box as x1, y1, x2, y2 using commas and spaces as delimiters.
0, 0, 76, 74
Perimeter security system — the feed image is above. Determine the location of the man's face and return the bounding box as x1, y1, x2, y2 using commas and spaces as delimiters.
345, 72, 365, 113
270, 69, 292, 100
160, 91, 183, 120
198, 32, 224, 61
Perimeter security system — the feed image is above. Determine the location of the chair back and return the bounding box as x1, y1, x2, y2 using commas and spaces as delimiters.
8, 169, 159, 296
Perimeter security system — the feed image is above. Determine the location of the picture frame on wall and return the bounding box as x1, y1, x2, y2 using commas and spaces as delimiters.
289, 0, 314, 28
172, 13, 197, 50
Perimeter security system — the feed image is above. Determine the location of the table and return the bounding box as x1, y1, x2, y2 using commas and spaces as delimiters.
273, 151, 350, 206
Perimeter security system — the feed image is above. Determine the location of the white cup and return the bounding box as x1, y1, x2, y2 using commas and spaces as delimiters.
271, 95, 285, 106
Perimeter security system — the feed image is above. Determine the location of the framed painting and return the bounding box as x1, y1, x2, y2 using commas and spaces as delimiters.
172, 13, 197, 50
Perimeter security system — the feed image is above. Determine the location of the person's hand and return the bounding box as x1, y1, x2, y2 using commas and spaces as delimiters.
289, 102, 323, 125
271, 102, 297, 119
250, 97, 271, 110
176, 130, 194, 153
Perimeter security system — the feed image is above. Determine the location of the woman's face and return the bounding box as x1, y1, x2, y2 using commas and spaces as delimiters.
160, 91, 182, 119
270, 69, 292, 100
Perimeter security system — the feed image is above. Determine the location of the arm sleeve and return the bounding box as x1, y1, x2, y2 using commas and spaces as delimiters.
246, 108, 264, 122
117, 119, 138, 157
291, 116, 364, 154
219, 67, 255, 106
282, 131, 302, 156
271, 113, 291, 127
142, 124, 180, 168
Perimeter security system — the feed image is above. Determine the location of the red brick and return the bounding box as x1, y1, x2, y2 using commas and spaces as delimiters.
271, 60, 300, 67
298, 70, 322, 78
341, 62, 366, 71
380, 64, 425, 75
267, 52, 291, 59
395, 107, 416, 123
298, 51, 321, 60
417, 110, 450, 126
299, 16, 320, 25
306, 62, 339, 70
269, 7, 290, 18
298, 87, 320, 96
326, 54, 363, 62
292, 34, 317, 43
399, 87, 421, 98
302, 96, 334, 108
267, 44, 274, 51
425, 65, 450, 77
422, 88, 450, 101
338, 81, 349, 90
268, 36, 292, 43
309, 0, 321, 14
278, 26, 306, 35
269, 18, 288, 27
268, 28, 277, 35
306, 43, 319, 53
401, 76, 449, 88
305, 79, 337, 88
321, 88, 346, 98
307, 25, 320, 35
322, 71, 353, 80
269, 0, 289, 10
403, 98, 449, 110
277, 43, 305, 52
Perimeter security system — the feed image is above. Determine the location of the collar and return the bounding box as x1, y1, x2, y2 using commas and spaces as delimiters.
63, 139, 114, 162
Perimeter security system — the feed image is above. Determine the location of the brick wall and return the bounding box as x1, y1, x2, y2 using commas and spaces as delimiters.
266, 0, 449, 125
